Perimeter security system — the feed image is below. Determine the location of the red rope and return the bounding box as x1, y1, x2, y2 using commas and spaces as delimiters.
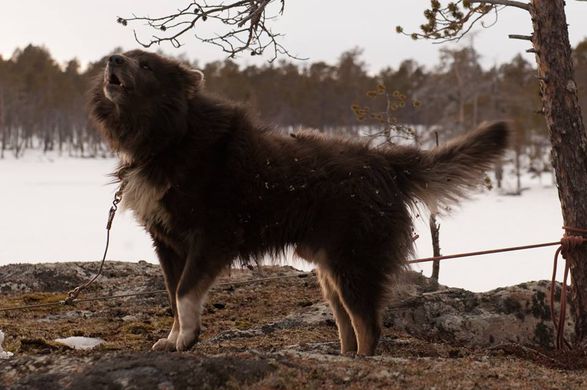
408, 226, 587, 350
408, 241, 561, 264
550, 246, 571, 350
550, 227, 587, 350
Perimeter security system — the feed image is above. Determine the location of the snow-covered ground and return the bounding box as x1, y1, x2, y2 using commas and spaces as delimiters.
1, 151, 565, 292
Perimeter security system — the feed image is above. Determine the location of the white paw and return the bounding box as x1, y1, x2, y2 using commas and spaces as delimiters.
152, 338, 176, 351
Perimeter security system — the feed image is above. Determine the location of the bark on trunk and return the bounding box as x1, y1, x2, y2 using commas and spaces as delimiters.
531, 0, 587, 347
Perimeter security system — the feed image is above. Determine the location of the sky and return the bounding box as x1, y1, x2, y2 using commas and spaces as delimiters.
1, 1, 586, 73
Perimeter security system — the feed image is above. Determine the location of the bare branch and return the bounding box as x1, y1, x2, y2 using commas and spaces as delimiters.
509, 34, 533, 40
118, 1, 305, 62
237, 0, 271, 27
469, 0, 530, 11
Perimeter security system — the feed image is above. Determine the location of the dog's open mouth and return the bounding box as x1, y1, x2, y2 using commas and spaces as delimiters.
107, 72, 127, 89
109, 73, 123, 87
104, 69, 129, 102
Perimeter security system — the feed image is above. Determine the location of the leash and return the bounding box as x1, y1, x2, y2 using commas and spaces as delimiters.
60, 186, 124, 305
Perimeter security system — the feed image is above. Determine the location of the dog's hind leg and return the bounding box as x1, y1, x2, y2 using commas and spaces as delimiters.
297, 246, 358, 354
327, 262, 385, 356
151, 240, 186, 351
175, 241, 233, 351
317, 266, 358, 354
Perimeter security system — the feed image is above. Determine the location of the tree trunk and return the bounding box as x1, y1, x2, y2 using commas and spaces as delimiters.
430, 214, 441, 281
495, 161, 503, 189
514, 145, 522, 195
0, 92, 4, 159
531, 0, 587, 347
430, 131, 441, 281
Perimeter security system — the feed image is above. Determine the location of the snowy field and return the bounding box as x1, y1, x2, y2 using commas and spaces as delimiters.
1, 151, 566, 292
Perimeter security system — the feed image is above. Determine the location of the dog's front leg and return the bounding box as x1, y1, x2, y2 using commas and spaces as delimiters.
151, 240, 186, 351
175, 238, 233, 351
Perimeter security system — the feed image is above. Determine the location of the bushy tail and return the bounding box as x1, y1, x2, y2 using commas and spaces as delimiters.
392, 121, 510, 211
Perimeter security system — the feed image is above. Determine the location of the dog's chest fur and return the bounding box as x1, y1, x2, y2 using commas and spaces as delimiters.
120, 165, 171, 230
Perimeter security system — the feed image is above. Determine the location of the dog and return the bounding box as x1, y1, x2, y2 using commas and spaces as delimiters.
89, 50, 509, 355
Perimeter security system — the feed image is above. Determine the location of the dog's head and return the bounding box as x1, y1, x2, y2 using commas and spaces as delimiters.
101, 50, 204, 105
89, 50, 204, 157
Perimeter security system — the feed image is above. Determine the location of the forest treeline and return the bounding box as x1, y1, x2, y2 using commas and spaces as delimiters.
1, 41, 587, 161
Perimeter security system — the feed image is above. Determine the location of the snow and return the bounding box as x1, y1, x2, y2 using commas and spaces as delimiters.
0, 151, 566, 292
0, 329, 14, 359
54, 336, 104, 350
411, 181, 565, 292
0, 152, 157, 264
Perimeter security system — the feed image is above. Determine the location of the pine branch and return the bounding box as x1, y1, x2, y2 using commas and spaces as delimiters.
469, 0, 530, 11
397, 0, 530, 43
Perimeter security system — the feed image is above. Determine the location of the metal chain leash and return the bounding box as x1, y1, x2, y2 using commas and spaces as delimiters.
61, 186, 124, 305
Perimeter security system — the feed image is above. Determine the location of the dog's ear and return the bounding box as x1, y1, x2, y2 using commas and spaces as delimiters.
185, 68, 205, 96
190, 69, 205, 88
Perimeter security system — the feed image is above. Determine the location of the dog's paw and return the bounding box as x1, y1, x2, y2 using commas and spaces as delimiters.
175, 331, 198, 352
152, 338, 176, 351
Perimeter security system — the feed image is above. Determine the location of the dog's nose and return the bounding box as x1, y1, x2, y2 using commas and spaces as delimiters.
108, 55, 125, 66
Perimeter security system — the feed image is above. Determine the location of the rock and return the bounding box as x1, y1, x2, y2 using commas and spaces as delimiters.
0, 329, 13, 359
54, 337, 105, 350
0, 352, 275, 390
384, 278, 573, 348
0, 261, 165, 295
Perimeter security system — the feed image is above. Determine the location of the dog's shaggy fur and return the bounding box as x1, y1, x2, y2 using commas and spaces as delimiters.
90, 50, 509, 355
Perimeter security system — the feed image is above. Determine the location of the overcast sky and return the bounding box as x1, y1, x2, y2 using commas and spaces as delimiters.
1, 1, 586, 73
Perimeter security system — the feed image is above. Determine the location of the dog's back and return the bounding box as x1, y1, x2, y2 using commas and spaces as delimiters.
233, 122, 508, 267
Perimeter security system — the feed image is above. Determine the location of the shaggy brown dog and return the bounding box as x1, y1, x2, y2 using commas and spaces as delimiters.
90, 50, 509, 355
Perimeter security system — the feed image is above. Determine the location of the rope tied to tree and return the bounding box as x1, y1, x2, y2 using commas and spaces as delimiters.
407, 226, 587, 350
550, 226, 587, 350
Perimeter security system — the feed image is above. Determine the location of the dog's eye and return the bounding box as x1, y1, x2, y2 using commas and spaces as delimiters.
140, 62, 152, 71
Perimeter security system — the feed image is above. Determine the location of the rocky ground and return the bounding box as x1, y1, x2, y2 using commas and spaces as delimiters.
1, 261, 586, 389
